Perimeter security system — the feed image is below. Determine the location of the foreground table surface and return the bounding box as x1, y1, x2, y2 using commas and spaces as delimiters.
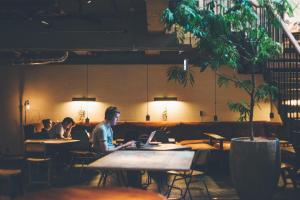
0, 169, 21, 177
16, 187, 166, 200
25, 139, 79, 144
88, 150, 194, 171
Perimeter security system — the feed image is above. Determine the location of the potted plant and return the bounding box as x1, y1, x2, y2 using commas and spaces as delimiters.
161, 0, 293, 199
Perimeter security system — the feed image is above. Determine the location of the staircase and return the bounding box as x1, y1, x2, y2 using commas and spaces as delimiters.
262, 12, 300, 139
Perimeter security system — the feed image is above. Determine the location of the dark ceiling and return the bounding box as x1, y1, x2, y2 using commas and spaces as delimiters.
0, 0, 191, 65
0, 0, 147, 32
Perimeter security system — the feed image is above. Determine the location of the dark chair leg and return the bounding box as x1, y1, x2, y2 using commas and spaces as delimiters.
167, 175, 177, 198
98, 171, 106, 187
287, 168, 298, 189
102, 172, 108, 187
202, 179, 211, 200
183, 175, 193, 200
28, 163, 32, 186
47, 161, 51, 186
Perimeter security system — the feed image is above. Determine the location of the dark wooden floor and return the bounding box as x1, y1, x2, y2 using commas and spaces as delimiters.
1, 166, 297, 200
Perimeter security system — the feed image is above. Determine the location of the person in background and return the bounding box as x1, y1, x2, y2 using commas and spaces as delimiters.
49, 117, 75, 139
33, 118, 53, 139
91, 106, 134, 153
41, 119, 53, 132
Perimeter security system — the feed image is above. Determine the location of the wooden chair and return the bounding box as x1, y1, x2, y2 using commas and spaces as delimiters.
70, 150, 102, 178
70, 130, 102, 178
280, 162, 298, 188
25, 142, 51, 186
167, 150, 211, 200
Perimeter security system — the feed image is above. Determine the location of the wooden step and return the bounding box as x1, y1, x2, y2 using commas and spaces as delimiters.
268, 58, 300, 62
281, 106, 300, 113
281, 99, 300, 105
267, 68, 300, 72
286, 112, 300, 119
275, 81, 300, 85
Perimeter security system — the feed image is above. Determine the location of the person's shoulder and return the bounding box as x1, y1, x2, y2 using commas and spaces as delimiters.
52, 122, 62, 128
94, 122, 106, 131
95, 121, 105, 128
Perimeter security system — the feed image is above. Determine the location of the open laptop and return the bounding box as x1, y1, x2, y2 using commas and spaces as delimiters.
143, 131, 157, 147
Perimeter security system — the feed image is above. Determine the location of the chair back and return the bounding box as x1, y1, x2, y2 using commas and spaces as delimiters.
71, 130, 91, 151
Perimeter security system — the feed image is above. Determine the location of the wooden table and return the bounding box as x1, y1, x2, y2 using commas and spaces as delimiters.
25, 139, 79, 145
126, 143, 191, 151
88, 150, 194, 171
0, 169, 22, 198
204, 132, 226, 150
15, 187, 166, 200
182, 143, 216, 151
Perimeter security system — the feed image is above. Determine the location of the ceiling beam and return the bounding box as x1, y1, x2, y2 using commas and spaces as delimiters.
0, 31, 187, 51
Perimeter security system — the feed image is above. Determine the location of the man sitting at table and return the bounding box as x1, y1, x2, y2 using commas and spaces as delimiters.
49, 117, 75, 139
33, 118, 53, 139
91, 106, 133, 153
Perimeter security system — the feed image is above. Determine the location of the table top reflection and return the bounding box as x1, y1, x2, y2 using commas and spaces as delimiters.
88, 150, 194, 171
25, 139, 79, 145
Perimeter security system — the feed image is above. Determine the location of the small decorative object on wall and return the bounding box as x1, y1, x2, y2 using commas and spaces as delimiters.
162, 106, 168, 121
78, 108, 86, 123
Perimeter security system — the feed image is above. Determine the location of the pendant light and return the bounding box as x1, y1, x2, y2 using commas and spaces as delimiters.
72, 65, 96, 102
146, 64, 150, 121
72, 65, 96, 123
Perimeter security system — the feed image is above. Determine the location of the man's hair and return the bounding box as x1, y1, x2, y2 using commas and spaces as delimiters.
105, 106, 120, 120
42, 119, 51, 126
62, 117, 75, 125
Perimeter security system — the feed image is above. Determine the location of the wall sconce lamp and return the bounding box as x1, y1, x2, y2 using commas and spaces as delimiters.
24, 100, 30, 125
154, 97, 178, 101
24, 100, 30, 110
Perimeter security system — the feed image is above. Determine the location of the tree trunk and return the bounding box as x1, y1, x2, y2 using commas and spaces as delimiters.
249, 69, 255, 140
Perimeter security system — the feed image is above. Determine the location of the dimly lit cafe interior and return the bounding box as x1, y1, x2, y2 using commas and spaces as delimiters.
1, 0, 300, 199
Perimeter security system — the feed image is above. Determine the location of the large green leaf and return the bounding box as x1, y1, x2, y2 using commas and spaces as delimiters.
167, 66, 195, 87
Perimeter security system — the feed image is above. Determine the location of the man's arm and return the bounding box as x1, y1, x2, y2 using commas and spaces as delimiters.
93, 128, 134, 153
63, 123, 76, 139
59, 126, 65, 139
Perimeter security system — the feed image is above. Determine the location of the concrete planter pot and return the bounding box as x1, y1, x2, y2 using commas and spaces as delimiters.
230, 137, 280, 200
